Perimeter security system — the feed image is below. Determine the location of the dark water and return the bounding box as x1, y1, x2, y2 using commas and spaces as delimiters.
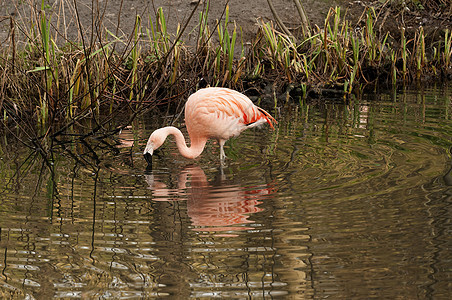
1, 85, 451, 299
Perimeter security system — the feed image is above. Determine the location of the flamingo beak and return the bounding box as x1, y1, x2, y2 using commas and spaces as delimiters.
143, 143, 154, 169
144, 152, 153, 169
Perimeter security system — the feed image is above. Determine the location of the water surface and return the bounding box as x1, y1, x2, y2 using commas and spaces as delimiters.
0, 85, 451, 298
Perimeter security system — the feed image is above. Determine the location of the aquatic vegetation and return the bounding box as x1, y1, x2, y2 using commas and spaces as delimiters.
0, 1, 451, 138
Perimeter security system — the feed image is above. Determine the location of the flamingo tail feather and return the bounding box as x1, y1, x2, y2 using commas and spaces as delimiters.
257, 107, 277, 129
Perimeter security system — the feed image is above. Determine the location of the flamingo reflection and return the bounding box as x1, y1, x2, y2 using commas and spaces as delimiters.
145, 166, 275, 234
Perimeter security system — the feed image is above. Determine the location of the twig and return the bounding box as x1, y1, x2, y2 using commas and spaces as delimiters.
265, 0, 296, 42
293, 0, 311, 38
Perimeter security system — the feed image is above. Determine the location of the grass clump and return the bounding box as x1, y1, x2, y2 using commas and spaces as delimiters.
252, 5, 452, 96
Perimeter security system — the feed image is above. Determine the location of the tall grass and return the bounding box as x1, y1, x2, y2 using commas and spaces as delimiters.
0, 2, 451, 140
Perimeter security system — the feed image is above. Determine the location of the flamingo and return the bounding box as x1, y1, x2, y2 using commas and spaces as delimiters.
143, 87, 276, 166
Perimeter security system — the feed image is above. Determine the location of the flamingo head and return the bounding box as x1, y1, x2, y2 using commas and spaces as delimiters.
143, 129, 166, 167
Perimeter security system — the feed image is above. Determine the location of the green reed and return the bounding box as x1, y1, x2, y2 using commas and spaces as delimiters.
349, 34, 360, 93
391, 49, 397, 86
37, 9, 52, 124
196, 0, 211, 55
147, 7, 170, 60
415, 26, 425, 79
364, 8, 377, 63
130, 15, 141, 100
444, 29, 452, 68
170, 24, 182, 85
401, 27, 408, 81
215, 5, 240, 83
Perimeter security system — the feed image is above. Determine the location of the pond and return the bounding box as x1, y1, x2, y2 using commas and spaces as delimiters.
0, 85, 451, 298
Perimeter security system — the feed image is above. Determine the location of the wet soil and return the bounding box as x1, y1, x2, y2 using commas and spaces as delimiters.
0, 0, 341, 47
1, 1, 450, 52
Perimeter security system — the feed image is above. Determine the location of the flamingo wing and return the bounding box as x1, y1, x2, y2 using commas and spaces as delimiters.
185, 87, 276, 141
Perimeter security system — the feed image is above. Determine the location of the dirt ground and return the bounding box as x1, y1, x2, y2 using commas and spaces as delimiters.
1, 0, 450, 50
0, 0, 347, 48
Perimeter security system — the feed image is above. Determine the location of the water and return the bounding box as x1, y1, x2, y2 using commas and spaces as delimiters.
0, 85, 451, 299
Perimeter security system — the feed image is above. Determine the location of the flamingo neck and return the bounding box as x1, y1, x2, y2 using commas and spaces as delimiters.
161, 126, 207, 159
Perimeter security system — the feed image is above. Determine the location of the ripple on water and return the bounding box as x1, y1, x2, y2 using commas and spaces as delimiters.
0, 86, 451, 298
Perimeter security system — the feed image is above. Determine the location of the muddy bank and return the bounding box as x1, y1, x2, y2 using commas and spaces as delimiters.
2, 1, 450, 48
1, 0, 345, 47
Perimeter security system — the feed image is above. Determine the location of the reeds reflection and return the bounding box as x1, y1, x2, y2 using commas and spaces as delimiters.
145, 166, 275, 235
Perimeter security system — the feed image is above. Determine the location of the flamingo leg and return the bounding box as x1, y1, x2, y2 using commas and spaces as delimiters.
219, 163, 226, 180
218, 139, 226, 161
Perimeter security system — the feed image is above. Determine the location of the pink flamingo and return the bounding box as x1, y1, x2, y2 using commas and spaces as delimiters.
143, 87, 276, 165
